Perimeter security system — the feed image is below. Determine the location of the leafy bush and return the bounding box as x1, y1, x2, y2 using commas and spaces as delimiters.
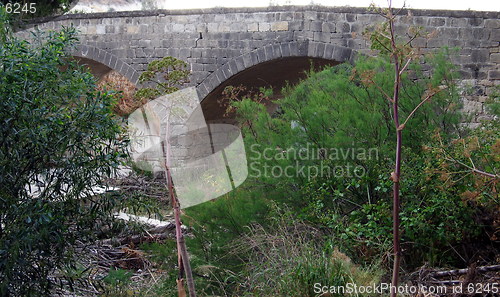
0, 12, 127, 295
231, 51, 461, 213
225, 49, 490, 270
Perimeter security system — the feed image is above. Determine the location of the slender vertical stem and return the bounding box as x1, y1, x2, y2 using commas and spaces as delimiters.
388, 4, 402, 296
163, 121, 197, 297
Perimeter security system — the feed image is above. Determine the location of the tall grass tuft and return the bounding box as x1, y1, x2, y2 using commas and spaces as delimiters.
233, 204, 383, 297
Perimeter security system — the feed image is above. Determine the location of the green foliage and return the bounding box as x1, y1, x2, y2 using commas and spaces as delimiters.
140, 240, 177, 270
339, 152, 481, 267
102, 268, 135, 297
485, 85, 500, 116
232, 51, 461, 212
0, 22, 127, 295
225, 49, 486, 270
135, 56, 190, 100
103, 268, 133, 286
181, 185, 270, 295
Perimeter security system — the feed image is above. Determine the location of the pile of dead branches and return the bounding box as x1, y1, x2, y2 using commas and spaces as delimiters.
409, 264, 500, 296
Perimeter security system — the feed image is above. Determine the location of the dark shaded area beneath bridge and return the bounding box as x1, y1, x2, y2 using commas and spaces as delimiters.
201, 57, 341, 123
74, 56, 113, 81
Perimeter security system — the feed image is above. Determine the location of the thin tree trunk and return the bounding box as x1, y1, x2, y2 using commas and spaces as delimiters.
163, 122, 197, 297
388, 5, 402, 296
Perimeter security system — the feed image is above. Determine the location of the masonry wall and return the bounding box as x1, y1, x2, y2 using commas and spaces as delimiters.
18, 6, 500, 121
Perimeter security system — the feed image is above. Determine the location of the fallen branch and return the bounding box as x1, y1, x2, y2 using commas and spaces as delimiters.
430, 264, 500, 278
99, 224, 176, 246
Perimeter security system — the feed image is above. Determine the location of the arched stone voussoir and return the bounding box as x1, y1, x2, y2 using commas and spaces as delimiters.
72, 44, 140, 85
308, 41, 358, 64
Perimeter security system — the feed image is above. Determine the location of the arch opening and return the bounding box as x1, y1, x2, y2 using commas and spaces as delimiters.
201, 57, 341, 124
74, 56, 113, 81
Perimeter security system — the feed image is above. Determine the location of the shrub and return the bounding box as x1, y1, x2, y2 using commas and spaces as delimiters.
226, 49, 486, 269
232, 51, 461, 208
97, 71, 139, 117
0, 13, 127, 295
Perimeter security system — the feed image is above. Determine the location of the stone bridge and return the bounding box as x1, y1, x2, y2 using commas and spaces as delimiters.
18, 6, 500, 122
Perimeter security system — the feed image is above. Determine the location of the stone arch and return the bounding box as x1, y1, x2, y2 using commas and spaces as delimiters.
196, 41, 357, 100
197, 41, 357, 122
72, 45, 140, 85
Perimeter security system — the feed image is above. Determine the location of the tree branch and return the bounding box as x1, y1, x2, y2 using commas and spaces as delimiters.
400, 88, 443, 129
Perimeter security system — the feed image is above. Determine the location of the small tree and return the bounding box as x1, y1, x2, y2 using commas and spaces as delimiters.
363, 2, 457, 294
133, 57, 196, 297
0, 10, 127, 295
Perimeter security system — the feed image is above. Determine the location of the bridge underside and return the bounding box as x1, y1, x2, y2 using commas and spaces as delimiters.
74, 57, 113, 81
201, 57, 340, 123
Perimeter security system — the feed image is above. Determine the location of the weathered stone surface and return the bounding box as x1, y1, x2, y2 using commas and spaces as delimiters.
19, 6, 498, 122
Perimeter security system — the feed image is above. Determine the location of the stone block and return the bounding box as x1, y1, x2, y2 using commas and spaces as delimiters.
471, 49, 489, 63
303, 11, 318, 21
280, 43, 291, 57
203, 63, 217, 72
413, 17, 426, 26
427, 38, 445, 48
288, 20, 303, 31
135, 24, 146, 34
264, 46, 275, 60
185, 24, 196, 32
272, 44, 282, 58
346, 13, 356, 22
310, 21, 322, 32
333, 46, 352, 62
339, 22, 350, 33
207, 23, 218, 32
271, 21, 288, 31
484, 19, 500, 29
411, 37, 427, 48
222, 66, 232, 79
468, 17, 484, 27
428, 17, 445, 27
234, 56, 245, 72
322, 22, 336, 33
438, 27, 459, 40
87, 26, 97, 34
491, 29, 500, 42
313, 31, 331, 43
462, 99, 483, 114
490, 53, 500, 63
279, 12, 294, 21
259, 22, 271, 32
248, 23, 259, 32
489, 70, 500, 80
316, 43, 325, 58
256, 48, 266, 62
105, 25, 115, 34
172, 24, 185, 32
307, 42, 317, 57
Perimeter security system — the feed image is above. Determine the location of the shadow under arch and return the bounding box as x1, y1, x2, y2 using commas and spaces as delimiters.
71, 44, 139, 85
197, 41, 357, 123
